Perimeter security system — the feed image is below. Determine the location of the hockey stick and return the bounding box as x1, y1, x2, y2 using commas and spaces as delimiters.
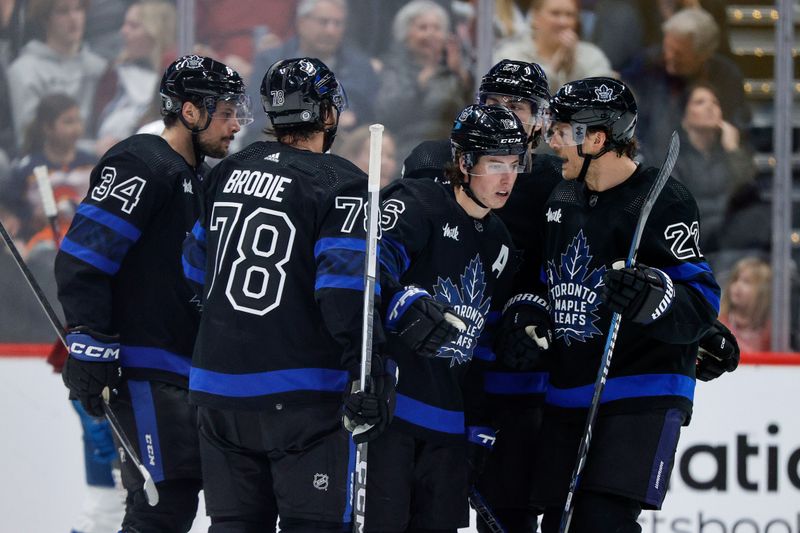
559, 131, 680, 533
469, 488, 507, 533
33, 165, 61, 247
0, 218, 160, 507
352, 123, 383, 533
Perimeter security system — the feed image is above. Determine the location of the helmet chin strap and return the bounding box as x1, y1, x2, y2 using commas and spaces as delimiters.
462, 174, 489, 210
575, 144, 608, 182
179, 111, 214, 169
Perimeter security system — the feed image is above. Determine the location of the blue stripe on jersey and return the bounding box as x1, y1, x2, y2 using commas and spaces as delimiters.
539, 265, 547, 284
545, 373, 695, 408
485, 310, 501, 325
394, 393, 465, 434
191, 221, 206, 243
60, 237, 121, 275
484, 371, 548, 395
76, 204, 141, 241
343, 439, 356, 523
182, 255, 205, 285
379, 235, 411, 282
127, 380, 165, 483
189, 367, 349, 397
473, 345, 495, 362
119, 346, 192, 377
315, 274, 381, 295
662, 261, 720, 313
314, 237, 368, 257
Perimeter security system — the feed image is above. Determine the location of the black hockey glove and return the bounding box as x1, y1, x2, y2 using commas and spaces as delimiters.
343, 356, 398, 444
696, 319, 740, 381
386, 286, 467, 358
601, 261, 675, 324
495, 295, 552, 370
466, 426, 496, 487
62, 327, 121, 417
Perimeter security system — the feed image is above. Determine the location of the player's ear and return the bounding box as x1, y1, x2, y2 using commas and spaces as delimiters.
458, 155, 469, 175
181, 101, 202, 127
592, 129, 607, 147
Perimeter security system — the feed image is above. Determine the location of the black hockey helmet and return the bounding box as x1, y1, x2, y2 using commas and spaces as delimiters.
160, 55, 252, 126
451, 103, 528, 169
261, 57, 347, 127
479, 59, 550, 110
547, 77, 637, 147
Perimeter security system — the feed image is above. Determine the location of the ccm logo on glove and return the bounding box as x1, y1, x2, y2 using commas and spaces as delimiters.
68, 333, 120, 360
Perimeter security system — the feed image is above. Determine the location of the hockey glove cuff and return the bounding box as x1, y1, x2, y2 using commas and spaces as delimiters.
601, 261, 674, 324
63, 327, 121, 417
343, 356, 398, 444
386, 286, 467, 358
466, 426, 496, 486
495, 294, 552, 370
696, 319, 740, 381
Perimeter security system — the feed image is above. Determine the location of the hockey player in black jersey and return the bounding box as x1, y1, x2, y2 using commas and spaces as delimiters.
402, 59, 562, 533
360, 103, 526, 532
181, 57, 398, 532
527, 77, 720, 532
55, 55, 251, 532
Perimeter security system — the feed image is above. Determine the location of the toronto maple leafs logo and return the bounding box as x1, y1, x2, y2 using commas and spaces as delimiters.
432, 255, 491, 366
546, 230, 606, 345
594, 84, 614, 102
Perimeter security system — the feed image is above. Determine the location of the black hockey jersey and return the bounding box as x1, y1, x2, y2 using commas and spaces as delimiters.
184, 141, 382, 410
541, 165, 719, 418
379, 179, 516, 444
55, 134, 202, 387
402, 138, 563, 406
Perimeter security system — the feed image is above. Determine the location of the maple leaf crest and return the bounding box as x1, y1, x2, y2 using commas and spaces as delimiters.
432, 255, 492, 366
546, 230, 606, 346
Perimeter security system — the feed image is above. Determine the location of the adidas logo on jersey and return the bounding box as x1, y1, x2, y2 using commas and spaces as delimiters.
264, 152, 281, 162
442, 223, 459, 241
546, 207, 562, 223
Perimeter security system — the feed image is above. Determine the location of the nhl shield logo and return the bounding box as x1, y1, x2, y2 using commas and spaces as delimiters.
313, 473, 329, 491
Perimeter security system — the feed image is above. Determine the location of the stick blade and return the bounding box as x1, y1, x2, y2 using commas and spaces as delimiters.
140, 468, 160, 506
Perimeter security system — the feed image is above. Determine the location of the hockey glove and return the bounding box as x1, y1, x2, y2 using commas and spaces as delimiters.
696, 319, 740, 381
601, 261, 675, 324
386, 286, 467, 358
495, 295, 552, 370
62, 327, 121, 417
343, 356, 398, 444
466, 426, 496, 487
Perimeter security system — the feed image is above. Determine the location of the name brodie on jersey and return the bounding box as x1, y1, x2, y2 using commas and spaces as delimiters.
222, 169, 292, 202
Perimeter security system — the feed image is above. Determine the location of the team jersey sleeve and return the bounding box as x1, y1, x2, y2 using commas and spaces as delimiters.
55, 151, 174, 334
377, 182, 434, 312
637, 179, 720, 343
314, 175, 386, 377
181, 163, 225, 301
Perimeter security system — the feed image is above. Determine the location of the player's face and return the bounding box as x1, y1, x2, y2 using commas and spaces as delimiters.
467, 154, 519, 209
197, 101, 242, 158
548, 123, 602, 180
484, 94, 536, 136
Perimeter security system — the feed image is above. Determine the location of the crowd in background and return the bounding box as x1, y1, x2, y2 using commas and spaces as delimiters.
0, 0, 783, 349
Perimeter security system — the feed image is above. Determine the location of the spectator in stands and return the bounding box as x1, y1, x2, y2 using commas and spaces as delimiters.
83, 0, 129, 62
670, 82, 755, 253
494, 0, 613, 94
3, 93, 95, 241
622, 7, 749, 161
195, 0, 298, 78
7, 0, 106, 146
494, 0, 530, 48
334, 125, 399, 187
91, 0, 175, 155
245, 0, 379, 144
719, 257, 772, 353
0, 0, 26, 66
376, 0, 471, 160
